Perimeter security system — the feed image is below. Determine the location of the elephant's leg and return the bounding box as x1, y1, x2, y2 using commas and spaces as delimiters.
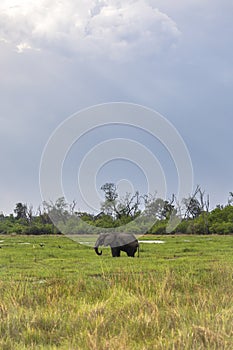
131, 247, 137, 257
111, 247, 120, 257
126, 247, 136, 257
126, 250, 133, 257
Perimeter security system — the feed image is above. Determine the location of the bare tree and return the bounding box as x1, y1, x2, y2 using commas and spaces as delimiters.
26, 204, 34, 224
143, 193, 176, 220
183, 185, 210, 233
183, 186, 202, 219
228, 192, 233, 205
43, 197, 69, 224
199, 186, 210, 234
100, 183, 141, 219
116, 191, 141, 219
69, 200, 77, 215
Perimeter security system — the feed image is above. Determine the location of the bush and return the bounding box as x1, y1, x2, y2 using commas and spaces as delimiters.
210, 222, 233, 234
174, 220, 190, 234
24, 224, 57, 235
149, 220, 167, 234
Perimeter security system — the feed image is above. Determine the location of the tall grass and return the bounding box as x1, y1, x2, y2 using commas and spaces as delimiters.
0, 235, 232, 349
0, 266, 232, 349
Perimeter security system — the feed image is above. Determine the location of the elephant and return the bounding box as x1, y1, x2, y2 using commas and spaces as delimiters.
94, 232, 139, 257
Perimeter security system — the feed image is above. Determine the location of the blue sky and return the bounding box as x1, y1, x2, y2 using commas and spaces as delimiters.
0, 0, 232, 214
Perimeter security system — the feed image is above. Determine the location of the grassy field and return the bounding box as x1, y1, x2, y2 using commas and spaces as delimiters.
0, 234, 232, 349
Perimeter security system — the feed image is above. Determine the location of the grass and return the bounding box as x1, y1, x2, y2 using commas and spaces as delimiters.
0, 234, 232, 349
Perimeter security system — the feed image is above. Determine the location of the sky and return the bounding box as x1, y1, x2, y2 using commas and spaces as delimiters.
0, 0, 233, 215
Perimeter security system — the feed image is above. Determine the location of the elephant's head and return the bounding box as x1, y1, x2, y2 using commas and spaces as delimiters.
94, 233, 109, 255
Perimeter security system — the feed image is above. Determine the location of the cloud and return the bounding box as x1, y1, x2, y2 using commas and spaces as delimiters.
0, 0, 180, 60
0, 0, 232, 214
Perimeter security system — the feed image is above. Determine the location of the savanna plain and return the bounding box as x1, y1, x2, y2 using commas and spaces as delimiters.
0, 234, 233, 350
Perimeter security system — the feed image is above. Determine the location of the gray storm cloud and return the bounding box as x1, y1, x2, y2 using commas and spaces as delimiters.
0, 0, 232, 214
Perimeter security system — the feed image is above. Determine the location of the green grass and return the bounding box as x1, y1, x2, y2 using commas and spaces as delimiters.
0, 234, 233, 349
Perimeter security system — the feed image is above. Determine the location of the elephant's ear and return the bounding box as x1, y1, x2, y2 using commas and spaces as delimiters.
102, 233, 115, 246
103, 233, 125, 247
96, 232, 107, 246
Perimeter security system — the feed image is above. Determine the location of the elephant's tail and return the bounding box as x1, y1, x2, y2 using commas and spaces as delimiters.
137, 242, 140, 258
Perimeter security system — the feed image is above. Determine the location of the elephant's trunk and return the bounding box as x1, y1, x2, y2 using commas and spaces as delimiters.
94, 246, 102, 256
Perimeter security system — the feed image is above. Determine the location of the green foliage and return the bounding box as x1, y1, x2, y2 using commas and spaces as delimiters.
172, 206, 233, 235
209, 205, 233, 223
148, 220, 168, 234
24, 224, 59, 235
1, 190, 233, 235
210, 221, 233, 234
94, 214, 116, 228
175, 219, 190, 233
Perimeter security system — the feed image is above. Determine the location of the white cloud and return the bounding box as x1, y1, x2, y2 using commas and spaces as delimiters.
16, 41, 33, 53
0, 0, 180, 60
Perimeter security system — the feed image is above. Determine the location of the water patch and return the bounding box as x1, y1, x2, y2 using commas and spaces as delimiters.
139, 240, 165, 244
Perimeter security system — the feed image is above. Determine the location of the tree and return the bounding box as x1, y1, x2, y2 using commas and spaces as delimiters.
14, 203, 28, 220
100, 183, 118, 216
162, 195, 176, 219
228, 192, 233, 205
101, 183, 118, 202
183, 186, 202, 219
116, 191, 141, 219
43, 197, 69, 225
26, 204, 34, 224
100, 183, 141, 220
143, 193, 165, 219
183, 185, 210, 234
183, 197, 202, 219
143, 194, 176, 220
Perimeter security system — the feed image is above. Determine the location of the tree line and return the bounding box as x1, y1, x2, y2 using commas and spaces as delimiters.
0, 184, 233, 235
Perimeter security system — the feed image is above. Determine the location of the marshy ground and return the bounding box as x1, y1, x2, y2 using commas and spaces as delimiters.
0, 234, 232, 349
